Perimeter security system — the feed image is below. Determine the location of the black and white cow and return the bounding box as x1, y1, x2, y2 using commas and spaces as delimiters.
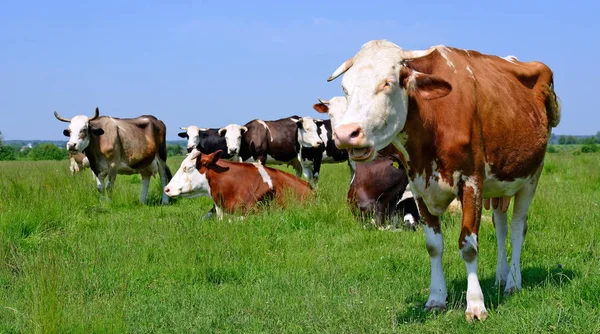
178, 126, 233, 159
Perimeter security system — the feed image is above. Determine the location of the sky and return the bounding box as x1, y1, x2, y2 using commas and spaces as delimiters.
0, 0, 598, 140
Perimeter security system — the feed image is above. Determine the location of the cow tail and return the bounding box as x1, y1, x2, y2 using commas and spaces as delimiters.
545, 81, 561, 128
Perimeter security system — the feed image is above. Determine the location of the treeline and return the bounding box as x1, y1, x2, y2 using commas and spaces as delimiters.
0, 131, 186, 161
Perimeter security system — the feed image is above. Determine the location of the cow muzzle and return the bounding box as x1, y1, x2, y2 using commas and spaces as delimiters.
334, 123, 365, 149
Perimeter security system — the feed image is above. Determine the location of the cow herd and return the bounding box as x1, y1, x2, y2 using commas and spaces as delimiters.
53, 39, 560, 322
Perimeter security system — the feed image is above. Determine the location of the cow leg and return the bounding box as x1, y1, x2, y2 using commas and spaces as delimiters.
299, 155, 316, 187
505, 169, 540, 295
140, 174, 151, 204
458, 177, 487, 322
105, 168, 117, 201
418, 198, 447, 311
156, 158, 170, 204
215, 205, 224, 221
493, 208, 509, 287
95, 173, 106, 200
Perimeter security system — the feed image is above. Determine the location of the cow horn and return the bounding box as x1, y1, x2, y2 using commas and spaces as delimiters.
327, 58, 354, 82
241, 126, 248, 132
180, 127, 188, 130
317, 98, 329, 105
53, 110, 71, 123
218, 128, 226, 136
90, 107, 100, 121
400, 47, 436, 60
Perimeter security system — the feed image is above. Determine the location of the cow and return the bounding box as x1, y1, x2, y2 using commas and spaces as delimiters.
54, 107, 172, 204
177, 126, 233, 159
324, 40, 561, 321
164, 149, 313, 220
68, 151, 90, 175
217, 116, 324, 185
348, 153, 420, 229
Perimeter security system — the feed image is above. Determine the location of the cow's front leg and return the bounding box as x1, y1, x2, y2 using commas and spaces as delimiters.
94, 172, 106, 201
417, 198, 447, 311
105, 168, 117, 201
140, 173, 151, 204
459, 176, 488, 322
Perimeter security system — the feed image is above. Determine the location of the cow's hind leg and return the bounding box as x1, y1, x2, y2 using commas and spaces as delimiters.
140, 173, 151, 204
417, 198, 447, 312
493, 208, 509, 287
459, 176, 488, 322
505, 169, 541, 295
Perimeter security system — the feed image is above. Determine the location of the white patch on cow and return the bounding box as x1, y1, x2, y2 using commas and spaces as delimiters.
436, 45, 457, 73
295, 117, 324, 148
403, 213, 416, 227
466, 66, 474, 80
461, 233, 488, 320
323, 96, 347, 130
220, 124, 245, 156
183, 125, 202, 150
258, 120, 273, 142
503, 55, 519, 63
253, 163, 273, 189
493, 208, 509, 287
410, 163, 460, 216
66, 115, 92, 152
165, 152, 211, 198
215, 205, 224, 221
483, 163, 533, 198
424, 225, 447, 310
462, 175, 479, 198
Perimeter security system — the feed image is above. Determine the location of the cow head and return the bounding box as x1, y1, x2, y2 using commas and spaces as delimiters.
178, 125, 208, 153
218, 124, 247, 156
291, 117, 324, 148
164, 149, 223, 198
313, 96, 347, 130
326, 40, 451, 161
54, 107, 104, 152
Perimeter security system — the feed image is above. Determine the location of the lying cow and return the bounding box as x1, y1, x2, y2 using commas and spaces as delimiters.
348, 153, 420, 229
164, 149, 313, 220
68, 152, 90, 175
54, 107, 172, 204
178, 126, 233, 159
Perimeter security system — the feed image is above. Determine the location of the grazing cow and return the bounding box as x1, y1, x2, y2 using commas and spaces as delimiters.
178, 126, 233, 159
218, 116, 323, 184
54, 107, 172, 204
68, 152, 90, 175
348, 153, 420, 229
325, 40, 560, 321
164, 149, 313, 220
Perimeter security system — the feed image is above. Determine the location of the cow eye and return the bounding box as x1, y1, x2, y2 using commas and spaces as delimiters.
342, 86, 348, 95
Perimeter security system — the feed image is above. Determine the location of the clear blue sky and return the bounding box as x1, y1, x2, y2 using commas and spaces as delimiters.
0, 0, 597, 140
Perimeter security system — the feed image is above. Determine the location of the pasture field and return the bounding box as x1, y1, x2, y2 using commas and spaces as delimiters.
1, 152, 599, 333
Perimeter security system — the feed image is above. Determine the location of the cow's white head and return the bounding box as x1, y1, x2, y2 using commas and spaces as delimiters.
54, 107, 104, 152
218, 124, 247, 156
291, 117, 324, 148
178, 125, 208, 153
164, 149, 217, 198
313, 96, 347, 130
327, 40, 451, 161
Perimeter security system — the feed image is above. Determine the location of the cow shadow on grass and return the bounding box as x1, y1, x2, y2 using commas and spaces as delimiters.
394, 265, 576, 324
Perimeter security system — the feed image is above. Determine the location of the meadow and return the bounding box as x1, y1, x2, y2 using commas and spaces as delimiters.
0, 151, 599, 333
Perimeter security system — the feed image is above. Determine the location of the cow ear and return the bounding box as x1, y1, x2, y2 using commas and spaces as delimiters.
218, 128, 227, 137
177, 132, 187, 138
313, 103, 329, 114
63, 129, 70, 137
206, 150, 223, 165
400, 66, 452, 100
91, 127, 104, 136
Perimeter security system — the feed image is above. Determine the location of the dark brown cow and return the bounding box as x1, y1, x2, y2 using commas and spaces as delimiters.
54, 107, 172, 204
324, 40, 560, 321
164, 149, 313, 220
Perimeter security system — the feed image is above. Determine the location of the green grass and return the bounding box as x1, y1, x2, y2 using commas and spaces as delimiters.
1, 153, 599, 333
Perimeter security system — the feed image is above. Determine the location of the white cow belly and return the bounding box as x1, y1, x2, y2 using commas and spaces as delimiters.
410, 171, 460, 216
482, 176, 532, 198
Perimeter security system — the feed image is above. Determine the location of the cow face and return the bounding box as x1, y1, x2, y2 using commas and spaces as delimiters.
54, 108, 104, 152
326, 40, 451, 161
313, 96, 347, 130
178, 126, 205, 153
292, 117, 324, 148
164, 149, 210, 198
218, 124, 247, 156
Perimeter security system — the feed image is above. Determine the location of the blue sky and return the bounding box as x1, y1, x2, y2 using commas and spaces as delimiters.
0, 0, 597, 140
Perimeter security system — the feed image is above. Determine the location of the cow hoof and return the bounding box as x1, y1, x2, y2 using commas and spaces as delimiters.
465, 308, 488, 322
424, 301, 446, 312
504, 286, 519, 297
494, 278, 506, 288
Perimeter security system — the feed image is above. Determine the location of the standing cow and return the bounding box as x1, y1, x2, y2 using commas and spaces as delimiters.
325, 40, 560, 321
54, 107, 172, 204
178, 126, 233, 159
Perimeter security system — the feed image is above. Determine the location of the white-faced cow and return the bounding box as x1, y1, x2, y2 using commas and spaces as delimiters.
178, 126, 233, 159
325, 40, 560, 321
218, 116, 324, 185
68, 152, 90, 175
54, 107, 172, 204
164, 149, 313, 220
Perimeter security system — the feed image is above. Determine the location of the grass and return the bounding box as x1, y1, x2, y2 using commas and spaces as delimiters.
1, 152, 599, 333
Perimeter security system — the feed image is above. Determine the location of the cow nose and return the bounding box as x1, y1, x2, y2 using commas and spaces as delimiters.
230, 148, 238, 154
334, 123, 364, 149
187, 147, 193, 153
164, 187, 170, 194
67, 143, 76, 151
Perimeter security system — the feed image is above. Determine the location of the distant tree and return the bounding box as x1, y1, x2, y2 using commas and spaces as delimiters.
0, 146, 15, 161
167, 143, 184, 157
17, 146, 32, 159
0, 130, 3, 146
558, 135, 578, 145
596, 131, 600, 144
28, 143, 69, 161
581, 138, 598, 153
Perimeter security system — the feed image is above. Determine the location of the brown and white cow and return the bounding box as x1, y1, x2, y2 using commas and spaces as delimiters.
324, 40, 560, 321
164, 149, 313, 220
68, 151, 90, 175
54, 107, 172, 204
218, 116, 324, 185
